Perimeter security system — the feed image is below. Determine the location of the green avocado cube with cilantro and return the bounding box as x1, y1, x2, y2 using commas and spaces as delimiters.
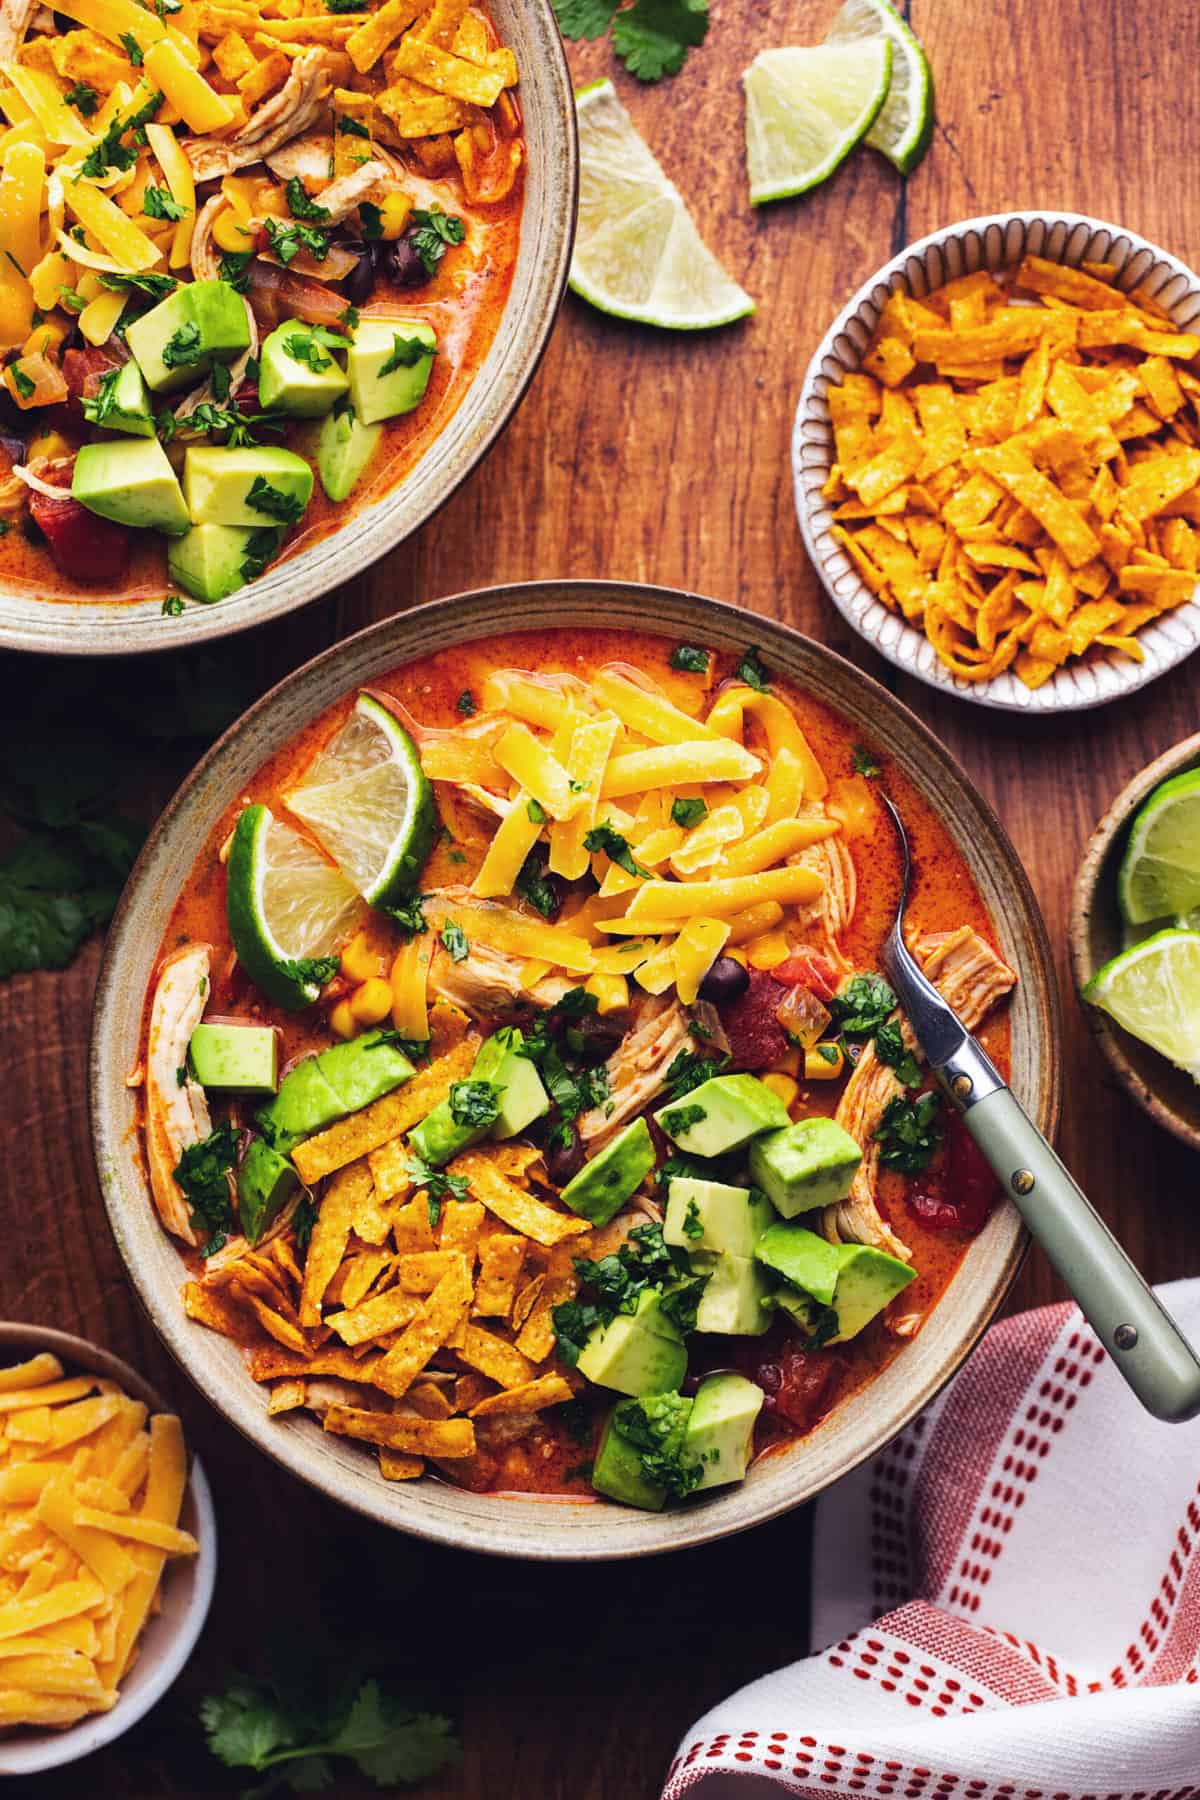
317, 1029, 415, 1113
591, 1406, 668, 1511
346, 319, 436, 426
559, 1116, 657, 1227
682, 1373, 764, 1492
236, 1137, 298, 1246
748, 1116, 863, 1218
167, 521, 274, 602
72, 436, 189, 535
654, 1072, 789, 1159
691, 1249, 773, 1336
183, 445, 313, 530
90, 358, 155, 438
256, 1055, 346, 1154
407, 1029, 546, 1168
663, 1174, 774, 1258
755, 1222, 915, 1343
126, 278, 251, 394
576, 1310, 687, 1396
258, 320, 350, 418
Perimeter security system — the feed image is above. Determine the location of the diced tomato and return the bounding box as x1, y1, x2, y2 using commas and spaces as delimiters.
720, 967, 789, 1071
746, 1322, 845, 1434
62, 344, 126, 426
29, 489, 130, 584
772, 949, 840, 1002
907, 1114, 997, 1234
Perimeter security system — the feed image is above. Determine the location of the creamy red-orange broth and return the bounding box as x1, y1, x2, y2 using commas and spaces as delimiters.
147, 629, 1011, 1498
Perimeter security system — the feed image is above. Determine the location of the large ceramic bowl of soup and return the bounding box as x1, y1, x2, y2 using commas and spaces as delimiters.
0, 0, 575, 656
90, 582, 1060, 1558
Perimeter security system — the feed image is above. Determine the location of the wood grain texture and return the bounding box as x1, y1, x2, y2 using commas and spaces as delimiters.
4, 3, 1198, 1792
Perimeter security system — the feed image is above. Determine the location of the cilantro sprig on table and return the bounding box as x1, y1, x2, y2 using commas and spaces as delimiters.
552, 0, 708, 80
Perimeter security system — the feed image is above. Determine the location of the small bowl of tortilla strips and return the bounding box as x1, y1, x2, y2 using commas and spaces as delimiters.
794, 211, 1200, 712
0, 1324, 215, 1778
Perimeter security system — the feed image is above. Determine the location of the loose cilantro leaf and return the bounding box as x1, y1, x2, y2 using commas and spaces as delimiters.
162, 595, 185, 617
292, 1193, 317, 1253
119, 30, 144, 62
550, 1298, 604, 1366
874, 1091, 943, 1174
211, 361, 232, 402
162, 322, 202, 369
829, 973, 896, 1038
405, 1152, 469, 1227
456, 690, 476, 717
143, 182, 187, 221
669, 643, 709, 673
378, 333, 432, 375
57, 288, 86, 313
670, 795, 707, 830
246, 476, 305, 525
448, 1079, 500, 1130
99, 269, 177, 302
612, 1393, 700, 1494
515, 852, 559, 920
9, 365, 33, 401
240, 528, 281, 582
185, 403, 284, 450
82, 367, 122, 428
735, 643, 769, 691
264, 217, 329, 265
278, 954, 338, 992
337, 108, 371, 131
658, 1273, 707, 1335
663, 1047, 726, 1099
681, 1197, 704, 1240
557, 1223, 695, 1364
388, 893, 428, 938
80, 89, 162, 180
874, 1019, 921, 1088
584, 820, 650, 879
526, 797, 547, 823
441, 920, 468, 962
284, 331, 333, 372
660, 1100, 705, 1136
852, 745, 881, 778
816, 1043, 841, 1065
407, 204, 465, 275
64, 82, 99, 116
552, 987, 597, 1019
285, 175, 330, 222
551, 0, 618, 36
518, 1015, 608, 1151
174, 1121, 239, 1255
612, 0, 709, 78
217, 249, 255, 293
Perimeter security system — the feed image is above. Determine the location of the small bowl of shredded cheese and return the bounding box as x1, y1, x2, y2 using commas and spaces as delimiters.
0, 1323, 216, 1777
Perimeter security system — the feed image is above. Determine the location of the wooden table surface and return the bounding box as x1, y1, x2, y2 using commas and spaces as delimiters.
6, 2, 1199, 1793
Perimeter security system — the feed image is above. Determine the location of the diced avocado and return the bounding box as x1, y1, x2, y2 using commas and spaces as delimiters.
188, 1022, 277, 1095
827, 1244, 916, 1343
407, 1029, 545, 1168
559, 1117, 657, 1227
167, 521, 271, 602
259, 321, 350, 418
755, 1221, 845, 1305
318, 1029, 414, 1113
691, 1250, 773, 1336
748, 1117, 863, 1218
664, 1175, 775, 1259
575, 1311, 687, 1396
683, 1373, 764, 1492
346, 319, 436, 426
237, 1138, 298, 1246
591, 1407, 667, 1511
257, 1055, 345, 1154
72, 438, 189, 536
655, 1073, 789, 1159
316, 403, 383, 502
104, 359, 155, 437
183, 445, 314, 529
629, 1286, 683, 1342
126, 278, 251, 395
486, 1039, 549, 1140
407, 1096, 471, 1169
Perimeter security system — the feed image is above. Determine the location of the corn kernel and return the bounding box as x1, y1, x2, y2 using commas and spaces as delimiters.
340, 928, 384, 984
585, 972, 629, 1015
212, 207, 254, 253
805, 1043, 846, 1081
378, 191, 412, 240
745, 930, 791, 971
760, 1072, 799, 1110
22, 317, 67, 360
330, 999, 357, 1040
27, 429, 70, 462
349, 977, 393, 1025
777, 1045, 801, 1077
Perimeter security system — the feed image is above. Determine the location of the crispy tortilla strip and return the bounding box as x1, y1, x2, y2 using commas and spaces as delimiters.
323, 1404, 475, 1458
379, 1449, 424, 1479
327, 1282, 422, 1346
407, 1379, 454, 1420
456, 1325, 534, 1389
514, 1253, 575, 1363
388, 37, 512, 106
368, 1137, 412, 1202
337, 1247, 391, 1313
267, 1379, 308, 1415
450, 1151, 589, 1247
390, 1195, 436, 1253
183, 1281, 251, 1340
510, 1271, 544, 1331
298, 1159, 371, 1327
346, 0, 428, 70
395, 1250, 462, 1293
242, 1294, 309, 1355
292, 1039, 477, 1184
975, 443, 1101, 567
472, 1234, 525, 1318
438, 1198, 484, 1258
247, 1345, 387, 1385
373, 1258, 473, 1398
1016, 253, 1132, 312
469, 1375, 573, 1417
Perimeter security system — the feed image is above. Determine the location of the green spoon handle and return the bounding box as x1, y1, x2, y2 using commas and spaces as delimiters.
961, 1086, 1200, 1423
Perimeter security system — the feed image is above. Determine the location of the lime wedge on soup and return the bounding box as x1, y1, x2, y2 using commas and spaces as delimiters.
571, 79, 754, 330
227, 804, 363, 1011
1084, 928, 1200, 1080
1117, 767, 1200, 927
742, 39, 892, 205
284, 691, 436, 911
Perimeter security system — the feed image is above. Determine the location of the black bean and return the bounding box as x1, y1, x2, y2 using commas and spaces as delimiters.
386, 237, 431, 289
699, 956, 751, 1005
559, 1012, 622, 1065
544, 1124, 584, 1187
340, 245, 375, 309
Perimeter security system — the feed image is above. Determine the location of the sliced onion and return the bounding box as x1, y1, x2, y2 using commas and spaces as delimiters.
13, 464, 72, 500
775, 983, 832, 1049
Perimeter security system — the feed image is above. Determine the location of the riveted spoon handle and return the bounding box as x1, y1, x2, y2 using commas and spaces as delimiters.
960, 1087, 1200, 1423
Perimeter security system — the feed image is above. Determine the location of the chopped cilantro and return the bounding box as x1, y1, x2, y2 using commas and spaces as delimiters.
852, 744, 881, 778
56, 288, 86, 313
388, 893, 428, 938
186, 403, 284, 450
448, 1079, 500, 1131
816, 1043, 841, 1065
292, 1193, 317, 1253
162, 322, 202, 370
82, 367, 122, 428
80, 89, 162, 180
874, 1019, 921, 1088
829, 972, 897, 1038
119, 31, 145, 64
217, 249, 254, 293
143, 183, 186, 221
660, 1100, 706, 1136
663, 1047, 726, 1099
8, 365, 33, 401
64, 82, 99, 117
278, 955, 338, 993
162, 595, 185, 617
526, 797, 547, 823
515, 852, 558, 920
246, 476, 305, 525
378, 333, 431, 375
174, 1121, 238, 1255
264, 217, 328, 265
612, 1393, 701, 1494
456, 690, 476, 716
211, 361, 231, 402
736, 644, 770, 691
240, 527, 281, 582
285, 176, 330, 222
337, 109, 371, 132
359, 201, 383, 241
405, 1152, 469, 1227
99, 269, 176, 302
670, 795, 707, 830
669, 643, 709, 673
583, 821, 650, 880
874, 1091, 943, 1174
440, 920, 469, 962
681, 1197, 704, 1240
407, 204, 465, 274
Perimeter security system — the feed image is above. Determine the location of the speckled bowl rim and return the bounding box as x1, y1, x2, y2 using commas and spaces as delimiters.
0, 0, 577, 657
793, 209, 1200, 714
90, 580, 1060, 1560
1069, 732, 1200, 1152
0, 1323, 217, 1778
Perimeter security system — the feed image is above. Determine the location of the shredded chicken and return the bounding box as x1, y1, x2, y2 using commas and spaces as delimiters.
263, 131, 335, 186
428, 939, 574, 1019
579, 997, 690, 1149
794, 826, 857, 973
821, 928, 1017, 1259
182, 49, 337, 182
0, 0, 37, 62
307, 160, 393, 225
304, 1378, 376, 1417
144, 944, 214, 1246
189, 193, 226, 284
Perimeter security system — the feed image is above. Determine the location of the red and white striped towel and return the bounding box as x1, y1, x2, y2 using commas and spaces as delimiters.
662, 1279, 1200, 1800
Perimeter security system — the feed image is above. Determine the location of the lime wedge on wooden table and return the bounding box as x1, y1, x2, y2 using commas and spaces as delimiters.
285, 691, 436, 909
1117, 768, 1200, 927
742, 39, 892, 205
227, 804, 363, 1010
571, 78, 754, 330
825, 0, 935, 174
1084, 929, 1200, 1080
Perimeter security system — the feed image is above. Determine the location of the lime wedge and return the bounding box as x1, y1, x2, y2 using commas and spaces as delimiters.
825, 0, 934, 174
285, 692, 437, 910
571, 79, 754, 330
1084, 929, 1200, 1080
742, 39, 892, 205
1117, 768, 1200, 927
227, 804, 363, 1011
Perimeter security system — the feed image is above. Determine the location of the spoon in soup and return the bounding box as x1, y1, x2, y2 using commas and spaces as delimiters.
879, 792, 1200, 1423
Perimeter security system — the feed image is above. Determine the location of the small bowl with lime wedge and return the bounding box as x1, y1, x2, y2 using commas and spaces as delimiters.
1071, 734, 1200, 1150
